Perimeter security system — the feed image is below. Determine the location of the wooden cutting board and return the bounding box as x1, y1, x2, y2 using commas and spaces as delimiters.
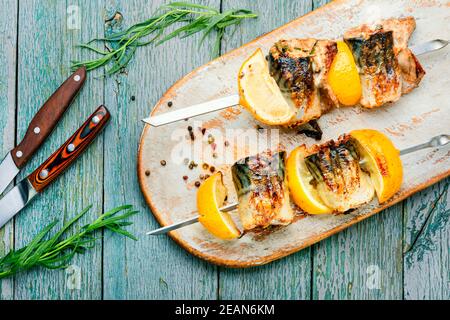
138, 0, 450, 267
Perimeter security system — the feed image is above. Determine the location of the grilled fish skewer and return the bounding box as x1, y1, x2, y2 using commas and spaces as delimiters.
147, 134, 450, 236
142, 39, 447, 127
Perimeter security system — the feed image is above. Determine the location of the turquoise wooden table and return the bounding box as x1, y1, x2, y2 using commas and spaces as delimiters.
0, 0, 448, 300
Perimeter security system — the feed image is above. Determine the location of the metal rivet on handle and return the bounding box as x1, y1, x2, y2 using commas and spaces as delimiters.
92, 116, 100, 124
67, 144, 75, 153
34, 127, 41, 134
39, 169, 49, 179
16, 151, 23, 158
74, 75, 81, 82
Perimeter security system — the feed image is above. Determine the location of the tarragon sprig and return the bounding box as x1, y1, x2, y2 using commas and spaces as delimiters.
0, 205, 137, 279
71, 2, 258, 76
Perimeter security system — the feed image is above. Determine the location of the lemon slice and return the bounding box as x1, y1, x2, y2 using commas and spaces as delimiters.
350, 129, 403, 203
197, 172, 241, 240
328, 41, 362, 106
286, 145, 333, 214
238, 48, 296, 125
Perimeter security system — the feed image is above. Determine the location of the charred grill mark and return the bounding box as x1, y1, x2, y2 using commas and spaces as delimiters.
305, 136, 362, 195
268, 41, 316, 111
269, 54, 314, 98
345, 30, 401, 106
232, 152, 287, 218
345, 31, 397, 76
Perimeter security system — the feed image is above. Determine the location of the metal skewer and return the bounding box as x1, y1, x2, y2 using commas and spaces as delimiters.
147, 134, 450, 236
142, 40, 448, 128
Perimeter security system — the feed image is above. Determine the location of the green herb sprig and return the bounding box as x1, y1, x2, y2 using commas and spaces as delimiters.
0, 205, 137, 279
72, 2, 258, 76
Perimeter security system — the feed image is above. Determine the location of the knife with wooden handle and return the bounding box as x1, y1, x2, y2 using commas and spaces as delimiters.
0, 67, 87, 195
0, 106, 110, 229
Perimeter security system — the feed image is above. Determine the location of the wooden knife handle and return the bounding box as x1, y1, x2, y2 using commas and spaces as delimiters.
28, 106, 110, 193
12, 67, 87, 169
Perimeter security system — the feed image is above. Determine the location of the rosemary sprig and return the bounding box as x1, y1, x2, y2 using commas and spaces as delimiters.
71, 2, 258, 76
0, 205, 137, 279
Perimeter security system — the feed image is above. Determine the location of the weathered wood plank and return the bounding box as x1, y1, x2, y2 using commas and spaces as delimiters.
218, 0, 313, 300
311, 0, 403, 300
0, 0, 18, 301
312, 0, 331, 10
13, 0, 104, 299
102, 0, 220, 300
404, 178, 450, 299
312, 205, 403, 299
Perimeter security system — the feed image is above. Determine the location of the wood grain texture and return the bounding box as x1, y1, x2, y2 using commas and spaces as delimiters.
138, 0, 449, 270
12, 67, 86, 169
13, 0, 104, 299
310, 0, 403, 300
0, 0, 448, 300
218, 0, 313, 300
102, 0, 220, 300
403, 178, 450, 300
312, 204, 403, 299
29, 106, 110, 193
0, 0, 17, 301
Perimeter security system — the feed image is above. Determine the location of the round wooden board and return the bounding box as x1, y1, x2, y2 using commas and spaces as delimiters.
138, 0, 450, 267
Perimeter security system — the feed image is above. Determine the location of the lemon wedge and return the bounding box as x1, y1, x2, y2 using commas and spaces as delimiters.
238, 48, 296, 125
328, 41, 362, 106
350, 129, 403, 203
197, 172, 241, 240
286, 145, 333, 214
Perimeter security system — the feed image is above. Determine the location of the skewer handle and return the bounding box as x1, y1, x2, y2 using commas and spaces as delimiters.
400, 134, 450, 156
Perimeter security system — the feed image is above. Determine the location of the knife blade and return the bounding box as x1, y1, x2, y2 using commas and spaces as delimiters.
0, 67, 87, 195
141, 39, 448, 128
0, 106, 110, 229
146, 134, 450, 236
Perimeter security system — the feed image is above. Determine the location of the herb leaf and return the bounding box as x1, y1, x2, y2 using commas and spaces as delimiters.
72, 2, 257, 76
0, 205, 137, 279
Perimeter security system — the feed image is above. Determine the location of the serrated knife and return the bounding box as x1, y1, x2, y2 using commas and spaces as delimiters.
142, 39, 448, 127
0, 106, 110, 229
0, 67, 87, 195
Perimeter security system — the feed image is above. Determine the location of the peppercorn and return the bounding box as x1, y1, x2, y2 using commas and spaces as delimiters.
168, 101, 173, 107
160, 160, 166, 166
189, 161, 198, 168
145, 170, 150, 176
183, 175, 188, 181
210, 166, 216, 173
195, 181, 201, 188
202, 163, 209, 170
131, 95, 136, 101
224, 141, 229, 147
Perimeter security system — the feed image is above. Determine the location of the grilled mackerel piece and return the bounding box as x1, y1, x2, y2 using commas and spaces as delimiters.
232, 151, 293, 231
269, 39, 339, 127
344, 17, 425, 108
305, 135, 375, 212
